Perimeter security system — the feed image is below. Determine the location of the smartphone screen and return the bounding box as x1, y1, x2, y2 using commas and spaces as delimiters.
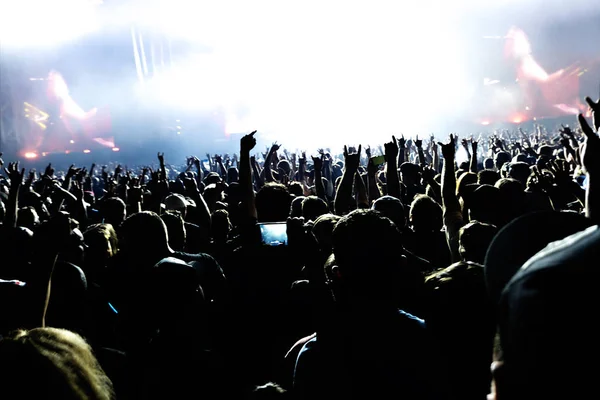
371, 155, 386, 166
259, 222, 288, 246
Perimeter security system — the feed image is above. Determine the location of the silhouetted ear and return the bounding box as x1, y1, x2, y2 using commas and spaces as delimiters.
331, 265, 342, 280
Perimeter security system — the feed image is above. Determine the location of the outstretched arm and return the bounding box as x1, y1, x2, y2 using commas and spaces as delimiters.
439, 134, 463, 262
385, 136, 401, 200
579, 96, 600, 222
334, 145, 361, 215
240, 131, 258, 220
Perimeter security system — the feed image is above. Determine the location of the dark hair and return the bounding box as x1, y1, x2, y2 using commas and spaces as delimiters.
459, 221, 497, 264
120, 211, 170, 262
302, 196, 329, 222
255, 183, 291, 222
478, 169, 500, 186
371, 195, 406, 230
161, 212, 186, 252
288, 181, 303, 197
410, 195, 442, 233
100, 197, 126, 228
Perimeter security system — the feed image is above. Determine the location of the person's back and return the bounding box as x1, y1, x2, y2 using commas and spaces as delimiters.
497, 225, 600, 399
293, 210, 447, 399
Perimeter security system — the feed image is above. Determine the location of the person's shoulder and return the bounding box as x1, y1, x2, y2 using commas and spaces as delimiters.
173, 250, 215, 263
518, 225, 600, 275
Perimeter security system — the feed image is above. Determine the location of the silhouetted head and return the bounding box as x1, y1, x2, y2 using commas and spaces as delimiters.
302, 196, 329, 222
100, 197, 126, 228
0, 327, 113, 400
288, 181, 303, 197
211, 209, 231, 243
227, 167, 239, 183
400, 162, 420, 186
331, 209, 406, 307
120, 211, 171, 264
457, 172, 478, 199
410, 194, 443, 233
508, 162, 531, 187
17, 206, 40, 231
277, 159, 291, 176
371, 195, 406, 230
464, 185, 503, 226
161, 212, 186, 252
290, 196, 306, 218
204, 172, 222, 185
478, 169, 500, 186
484, 158, 495, 170
494, 152, 511, 171
255, 183, 291, 222
495, 178, 526, 223
538, 145, 554, 158
312, 213, 341, 254
84, 224, 117, 277
459, 221, 497, 264
164, 193, 188, 219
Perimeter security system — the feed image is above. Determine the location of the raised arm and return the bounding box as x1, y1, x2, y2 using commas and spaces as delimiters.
3, 162, 25, 228
384, 136, 401, 200
439, 134, 463, 262
579, 96, 600, 222
415, 136, 426, 167
366, 158, 382, 204
312, 154, 326, 201
470, 139, 479, 174
264, 143, 280, 183
240, 131, 258, 220
334, 145, 361, 215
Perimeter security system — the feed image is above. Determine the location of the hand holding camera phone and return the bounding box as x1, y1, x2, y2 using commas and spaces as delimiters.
259, 222, 288, 246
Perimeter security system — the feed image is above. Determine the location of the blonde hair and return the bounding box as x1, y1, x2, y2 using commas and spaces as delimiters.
0, 328, 114, 400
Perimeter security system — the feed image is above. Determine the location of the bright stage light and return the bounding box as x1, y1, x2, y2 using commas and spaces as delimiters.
112, 147, 120, 152
24, 152, 38, 159
137, 1, 470, 148
0, 0, 100, 48
83, 149, 91, 153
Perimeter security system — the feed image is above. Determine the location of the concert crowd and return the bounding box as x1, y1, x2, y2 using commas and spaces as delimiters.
0, 96, 598, 399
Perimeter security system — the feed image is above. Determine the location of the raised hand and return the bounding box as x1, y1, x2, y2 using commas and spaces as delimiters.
157, 152, 165, 164
312, 154, 324, 172
579, 113, 599, 176
547, 159, 572, 186
415, 135, 423, 148
43, 163, 54, 178
5, 162, 25, 189
270, 142, 281, 153
438, 134, 456, 159
471, 138, 478, 153
25, 169, 36, 188
422, 164, 435, 183
241, 130, 257, 153
461, 138, 470, 150
384, 135, 399, 160
114, 164, 123, 177
397, 135, 406, 149
585, 96, 599, 131
343, 144, 362, 172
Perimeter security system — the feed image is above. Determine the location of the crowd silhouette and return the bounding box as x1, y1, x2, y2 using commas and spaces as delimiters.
0, 94, 599, 399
